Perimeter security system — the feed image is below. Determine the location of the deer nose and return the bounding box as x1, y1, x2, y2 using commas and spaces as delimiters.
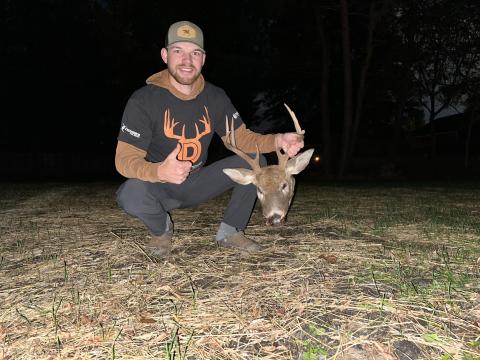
267, 213, 285, 226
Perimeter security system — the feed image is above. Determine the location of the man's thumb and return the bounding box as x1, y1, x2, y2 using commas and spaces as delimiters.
168, 143, 181, 159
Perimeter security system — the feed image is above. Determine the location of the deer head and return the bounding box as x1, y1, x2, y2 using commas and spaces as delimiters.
223, 104, 315, 226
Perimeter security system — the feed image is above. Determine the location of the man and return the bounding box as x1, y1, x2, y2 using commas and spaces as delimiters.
115, 20, 304, 256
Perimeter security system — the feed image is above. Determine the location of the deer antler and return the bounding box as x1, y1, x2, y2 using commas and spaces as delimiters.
276, 146, 289, 169
284, 103, 305, 136
224, 117, 261, 172
276, 104, 306, 168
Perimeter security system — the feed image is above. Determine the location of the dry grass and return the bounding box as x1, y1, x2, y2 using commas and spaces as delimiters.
0, 180, 479, 359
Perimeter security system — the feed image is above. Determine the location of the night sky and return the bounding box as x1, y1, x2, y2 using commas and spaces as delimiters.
1, 0, 479, 180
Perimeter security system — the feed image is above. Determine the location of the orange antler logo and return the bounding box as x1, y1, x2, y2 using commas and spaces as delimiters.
164, 106, 212, 162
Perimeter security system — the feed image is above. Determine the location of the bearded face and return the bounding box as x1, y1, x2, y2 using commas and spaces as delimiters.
162, 42, 205, 86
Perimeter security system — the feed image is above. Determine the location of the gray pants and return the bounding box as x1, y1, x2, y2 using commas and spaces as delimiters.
116, 154, 266, 235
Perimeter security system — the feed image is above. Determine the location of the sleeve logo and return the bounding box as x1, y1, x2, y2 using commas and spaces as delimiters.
121, 123, 141, 138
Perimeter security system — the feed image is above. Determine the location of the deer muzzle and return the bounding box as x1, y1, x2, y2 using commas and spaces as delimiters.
266, 213, 286, 226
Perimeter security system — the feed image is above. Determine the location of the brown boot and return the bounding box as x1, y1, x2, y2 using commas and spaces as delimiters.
146, 230, 173, 257
146, 217, 173, 257
217, 231, 263, 252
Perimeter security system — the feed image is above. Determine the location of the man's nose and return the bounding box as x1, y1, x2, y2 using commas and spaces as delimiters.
182, 53, 193, 63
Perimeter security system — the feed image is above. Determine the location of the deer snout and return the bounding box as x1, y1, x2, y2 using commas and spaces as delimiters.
267, 213, 285, 226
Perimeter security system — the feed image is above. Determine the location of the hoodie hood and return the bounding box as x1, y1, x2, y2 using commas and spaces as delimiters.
146, 69, 205, 101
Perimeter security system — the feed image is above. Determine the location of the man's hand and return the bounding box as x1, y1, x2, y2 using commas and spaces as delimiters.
275, 133, 304, 157
157, 143, 192, 184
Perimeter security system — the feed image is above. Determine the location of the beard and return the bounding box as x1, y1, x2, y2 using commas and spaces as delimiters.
168, 64, 201, 85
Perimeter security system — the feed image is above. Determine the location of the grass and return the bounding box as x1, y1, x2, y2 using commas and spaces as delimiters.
0, 180, 479, 359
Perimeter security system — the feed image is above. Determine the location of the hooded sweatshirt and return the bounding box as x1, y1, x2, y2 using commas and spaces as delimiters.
115, 70, 277, 182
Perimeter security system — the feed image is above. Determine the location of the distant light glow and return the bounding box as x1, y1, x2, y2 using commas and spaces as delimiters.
313, 155, 321, 163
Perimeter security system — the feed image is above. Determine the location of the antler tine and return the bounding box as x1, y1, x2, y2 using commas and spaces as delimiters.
284, 103, 305, 136
224, 116, 261, 172
276, 146, 289, 169
225, 116, 235, 146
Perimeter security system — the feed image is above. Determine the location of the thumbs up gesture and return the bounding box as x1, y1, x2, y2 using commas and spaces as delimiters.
157, 143, 192, 184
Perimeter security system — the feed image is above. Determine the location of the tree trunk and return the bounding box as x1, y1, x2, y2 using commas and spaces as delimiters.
464, 111, 477, 169
314, 8, 333, 177
428, 95, 437, 165
338, 0, 353, 178
465, 87, 480, 169
348, 0, 378, 163
389, 95, 407, 161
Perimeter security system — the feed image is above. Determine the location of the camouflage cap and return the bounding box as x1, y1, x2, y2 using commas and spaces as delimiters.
166, 21, 204, 51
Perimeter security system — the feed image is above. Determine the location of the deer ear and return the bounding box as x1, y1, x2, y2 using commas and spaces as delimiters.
223, 168, 256, 185
285, 149, 314, 175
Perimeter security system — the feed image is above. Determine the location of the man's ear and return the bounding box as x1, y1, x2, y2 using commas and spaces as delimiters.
223, 168, 256, 185
161, 48, 168, 64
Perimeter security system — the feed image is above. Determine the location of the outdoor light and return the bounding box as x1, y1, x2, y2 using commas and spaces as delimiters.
313, 155, 321, 163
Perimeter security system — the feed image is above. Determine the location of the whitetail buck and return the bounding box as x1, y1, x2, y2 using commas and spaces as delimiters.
223, 104, 314, 226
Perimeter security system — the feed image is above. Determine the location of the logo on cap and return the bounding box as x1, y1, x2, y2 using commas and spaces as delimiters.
177, 25, 196, 39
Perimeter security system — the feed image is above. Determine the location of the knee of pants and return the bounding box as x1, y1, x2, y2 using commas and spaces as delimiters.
116, 179, 159, 217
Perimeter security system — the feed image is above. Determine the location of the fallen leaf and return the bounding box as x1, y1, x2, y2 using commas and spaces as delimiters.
139, 316, 156, 324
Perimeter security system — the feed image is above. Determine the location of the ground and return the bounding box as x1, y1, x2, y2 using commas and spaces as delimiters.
0, 180, 479, 359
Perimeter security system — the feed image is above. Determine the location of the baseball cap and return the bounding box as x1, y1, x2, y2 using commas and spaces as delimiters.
166, 21, 204, 51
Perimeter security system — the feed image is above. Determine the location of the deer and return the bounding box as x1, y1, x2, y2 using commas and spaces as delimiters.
222, 104, 315, 226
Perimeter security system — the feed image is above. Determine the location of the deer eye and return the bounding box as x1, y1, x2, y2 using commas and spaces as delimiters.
281, 182, 288, 191
257, 187, 264, 195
